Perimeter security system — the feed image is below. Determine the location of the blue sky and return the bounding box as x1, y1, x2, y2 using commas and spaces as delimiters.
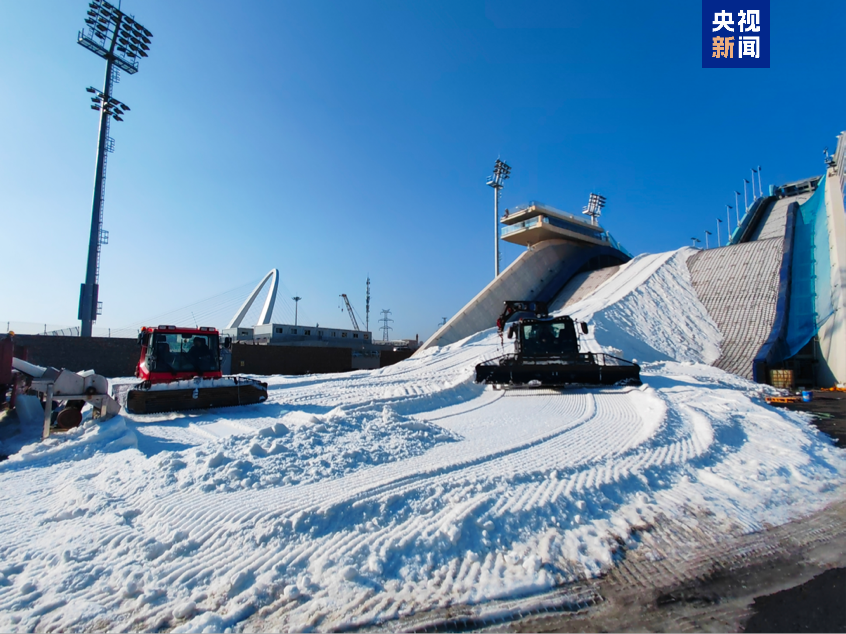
1, 0, 843, 340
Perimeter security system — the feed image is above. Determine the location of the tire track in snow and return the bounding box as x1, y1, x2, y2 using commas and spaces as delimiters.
4, 248, 846, 633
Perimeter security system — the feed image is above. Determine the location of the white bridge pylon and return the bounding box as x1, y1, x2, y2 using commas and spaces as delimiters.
227, 269, 279, 328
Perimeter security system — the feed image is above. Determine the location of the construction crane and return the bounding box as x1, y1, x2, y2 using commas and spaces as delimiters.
340, 294, 361, 331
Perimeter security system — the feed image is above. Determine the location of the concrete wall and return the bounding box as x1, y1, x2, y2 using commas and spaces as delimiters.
549, 265, 621, 312
816, 169, 846, 386
8, 336, 412, 379
379, 349, 414, 367
230, 344, 352, 376
12, 335, 138, 378
419, 240, 589, 351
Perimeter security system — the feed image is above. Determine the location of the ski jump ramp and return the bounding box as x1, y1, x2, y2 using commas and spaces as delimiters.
420, 132, 846, 387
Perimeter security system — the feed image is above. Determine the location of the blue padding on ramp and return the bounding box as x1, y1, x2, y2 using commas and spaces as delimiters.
783, 174, 834, 359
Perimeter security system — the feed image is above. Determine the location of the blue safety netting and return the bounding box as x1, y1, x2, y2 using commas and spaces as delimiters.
782, 174, 835, 358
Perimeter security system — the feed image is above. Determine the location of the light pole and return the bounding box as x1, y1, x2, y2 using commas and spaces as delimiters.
757, 165, 763, 197
726, 204, 733, 242
486, 159, 511, 278
292, 296, 302, 326
734, 190, 741, 224
76, 0, 153, 337
743, 178, 750, 212
716, 218, 723, 247
691, 237, 701, 248
751, 168, 758, 199
705, 230, 712, 249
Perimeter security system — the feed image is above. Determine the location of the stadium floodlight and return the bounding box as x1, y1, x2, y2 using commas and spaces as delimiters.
705, 230, 712, 249
716, 217, 723, 247
691, 237, 701, 248
486, 159, 511, 278
757, 165, 763, 197
76, 0, 153, 337
582, 193, 606, 226
751, 168, 758, 199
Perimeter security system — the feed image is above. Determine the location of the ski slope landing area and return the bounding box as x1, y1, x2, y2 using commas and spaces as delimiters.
1, 250, 845, 633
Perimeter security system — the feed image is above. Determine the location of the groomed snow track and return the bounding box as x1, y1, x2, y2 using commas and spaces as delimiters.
0, 249, 844, 633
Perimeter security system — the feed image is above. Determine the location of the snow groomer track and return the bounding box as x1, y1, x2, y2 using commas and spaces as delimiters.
1, 250, 845, 633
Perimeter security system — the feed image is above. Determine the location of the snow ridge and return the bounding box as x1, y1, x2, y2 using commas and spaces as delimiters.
0, 248, 844, 633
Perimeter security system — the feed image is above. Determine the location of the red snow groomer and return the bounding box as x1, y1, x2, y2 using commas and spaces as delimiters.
474, 301, 641, 388
114, 325, 268, 414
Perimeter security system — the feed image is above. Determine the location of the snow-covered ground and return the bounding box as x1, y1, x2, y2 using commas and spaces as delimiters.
1, 248, 845, 632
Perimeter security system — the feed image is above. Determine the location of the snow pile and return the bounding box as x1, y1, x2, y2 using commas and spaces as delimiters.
565, 248, 722, 364
0, 415, 137, 469
0, 247, 844, 633
155, 404, 459, 492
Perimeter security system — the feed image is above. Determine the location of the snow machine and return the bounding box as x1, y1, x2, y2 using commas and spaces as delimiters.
113, 326, 268, 414
474, 301, 641, 388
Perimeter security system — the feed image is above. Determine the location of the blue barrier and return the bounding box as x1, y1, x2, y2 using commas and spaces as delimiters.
782, 174, 835, 359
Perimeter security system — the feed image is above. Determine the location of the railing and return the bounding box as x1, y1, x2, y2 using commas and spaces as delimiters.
511, 201, 580, 221
47, 327, 81, 337
501, 217, 542, 237
543, 215, 605, 241
833, 131, 846, 195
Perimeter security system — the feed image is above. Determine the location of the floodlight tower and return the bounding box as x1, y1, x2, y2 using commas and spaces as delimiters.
76, 0, 153, 337
582, 193, 606, 226
486, 159, 511, 278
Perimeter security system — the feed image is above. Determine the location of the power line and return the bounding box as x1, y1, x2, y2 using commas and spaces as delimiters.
109, 278, 260, 335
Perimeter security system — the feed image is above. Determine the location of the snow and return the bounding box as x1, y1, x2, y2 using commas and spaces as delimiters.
1, 247, 845, 632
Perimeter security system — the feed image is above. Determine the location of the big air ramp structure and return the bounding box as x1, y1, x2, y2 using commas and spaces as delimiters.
421, 134, 846, 388
687, 132, 846, 387
419, 202, 632, 351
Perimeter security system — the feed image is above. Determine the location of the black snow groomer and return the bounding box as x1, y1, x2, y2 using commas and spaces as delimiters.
474, 301, 641, 388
